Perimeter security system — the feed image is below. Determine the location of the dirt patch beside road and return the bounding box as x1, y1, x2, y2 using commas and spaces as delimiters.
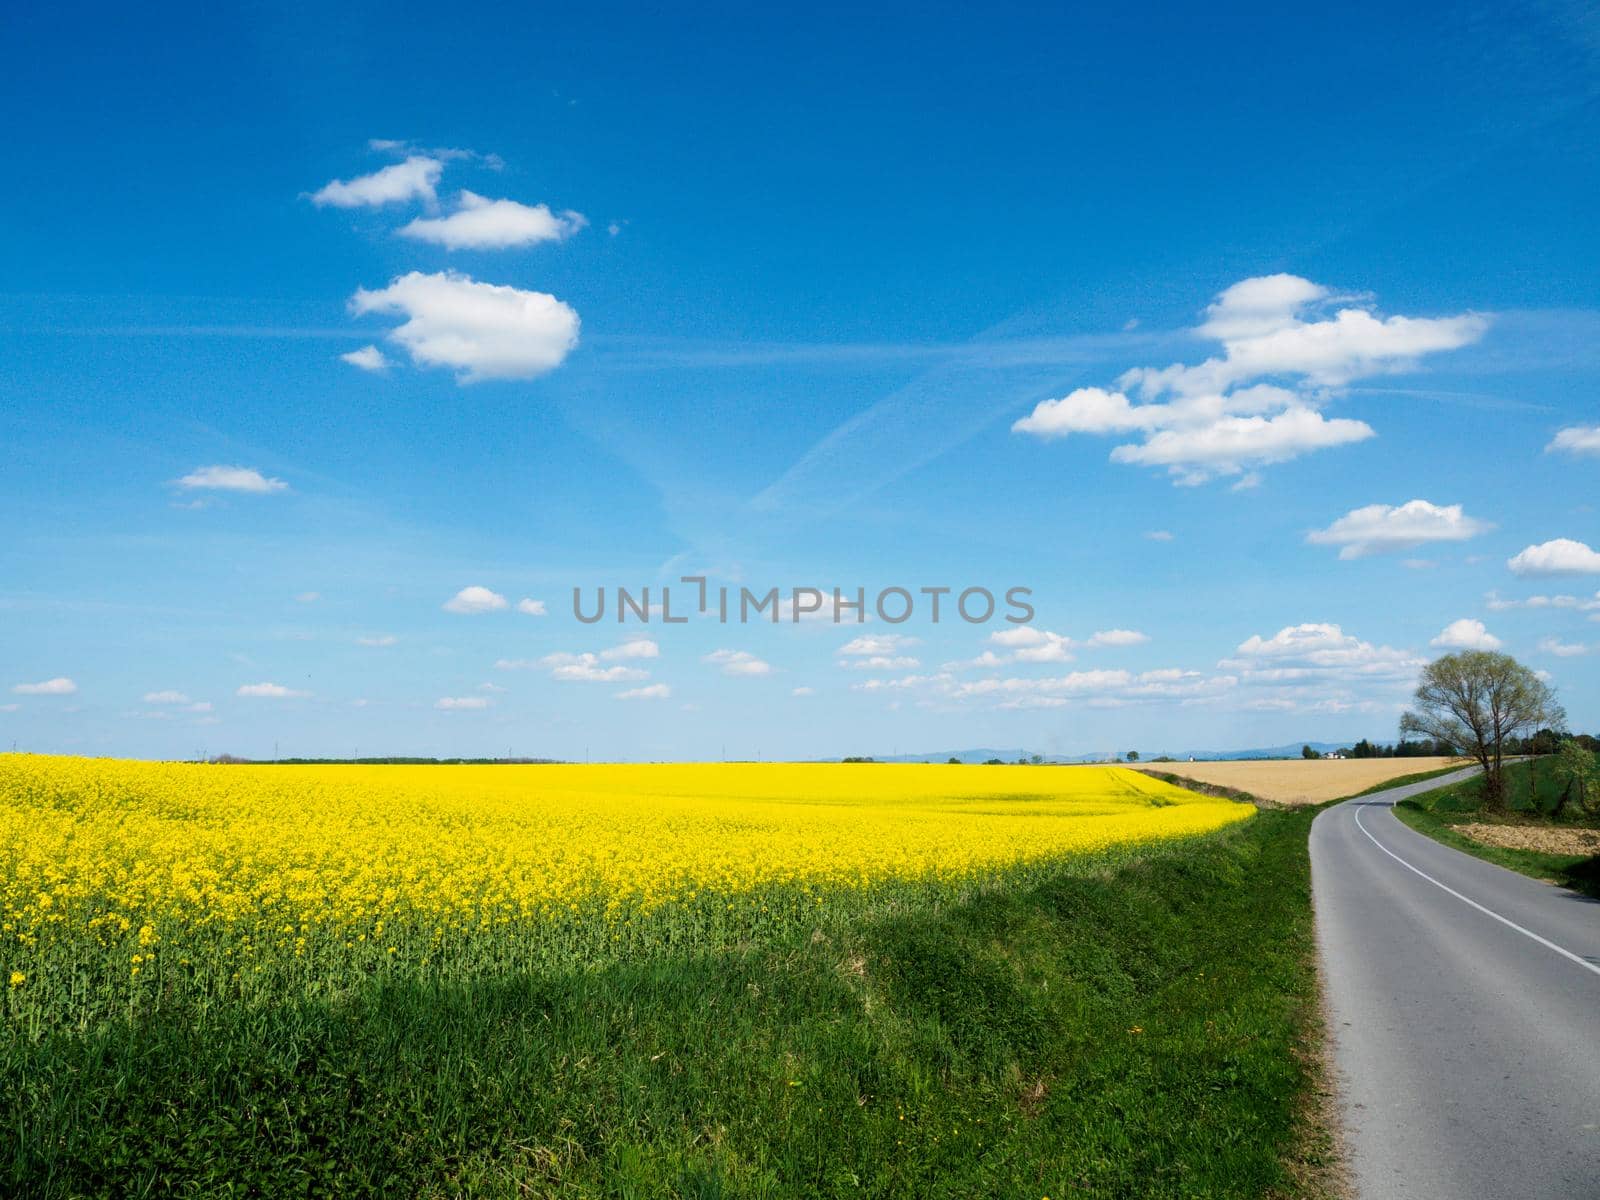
1457, 822, 1600, 856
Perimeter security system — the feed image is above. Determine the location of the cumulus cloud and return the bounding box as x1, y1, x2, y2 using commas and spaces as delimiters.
1537, 636, 1592, 658
974, 626, 1075, 664
236, 682, 309, 699
1307, 499, 1492, 559
1431, 618, 1502, 650
341, 345, 390, 372
1547, 425, 1600, 456
442, 585, 508, 614
840, 655, 921, 670
516, 598, 547, 616
617, 683, 671, 700
1508, 538, 1600, 576
601, 639, 659, 660
310, 155, 442, 208
174, 465, 288, 493
398, 192, 586, 250
1107, 407, 1374, 482
1485, 590, 1600, 612
1086, 629, 1149, 647
949, 668, 1233, 708
435, 696, 491, 710
1013, 275, 1485, 484
13, 677, 77, 695
349, 271, 579, 382
838, 634, 919, 656
705, 649, 773, 676
538, 651, 649, 683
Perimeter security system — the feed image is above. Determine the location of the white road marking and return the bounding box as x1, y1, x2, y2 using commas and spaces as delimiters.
1352, 803, 1600, 980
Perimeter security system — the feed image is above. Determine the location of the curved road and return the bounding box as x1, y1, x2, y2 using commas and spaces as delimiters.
1311, 768, 1600, 1199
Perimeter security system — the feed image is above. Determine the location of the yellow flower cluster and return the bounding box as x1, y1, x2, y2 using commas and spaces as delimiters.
1, 755, 1249, 1018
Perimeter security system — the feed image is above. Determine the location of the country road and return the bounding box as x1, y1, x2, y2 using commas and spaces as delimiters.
1311, 767, 1600, 1199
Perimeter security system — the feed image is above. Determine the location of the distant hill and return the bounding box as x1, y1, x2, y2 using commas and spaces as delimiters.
866, 742, 1354, 765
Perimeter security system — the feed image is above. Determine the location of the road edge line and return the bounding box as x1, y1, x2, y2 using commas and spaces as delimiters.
1351, 803, 1600, 980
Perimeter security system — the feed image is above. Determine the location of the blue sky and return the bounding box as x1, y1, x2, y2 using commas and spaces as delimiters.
3, 0, 1598, 761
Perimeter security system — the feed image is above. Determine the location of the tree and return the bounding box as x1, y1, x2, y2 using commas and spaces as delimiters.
1302, 745, 1321, 760
947, 756, 961, 765
1400, 651, 1565, 813
1552, 739, 1597, 818
1126, 750, 1140, 762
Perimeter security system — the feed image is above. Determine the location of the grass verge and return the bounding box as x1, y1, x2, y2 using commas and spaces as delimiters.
1391, 758, 1600, 899
4, 810, 1328, 1199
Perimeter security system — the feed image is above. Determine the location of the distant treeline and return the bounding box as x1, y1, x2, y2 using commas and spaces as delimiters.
1342, 729, 1599, 759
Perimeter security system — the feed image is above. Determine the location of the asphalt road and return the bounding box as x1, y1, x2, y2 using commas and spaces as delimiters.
1311, 768, 1600, 1199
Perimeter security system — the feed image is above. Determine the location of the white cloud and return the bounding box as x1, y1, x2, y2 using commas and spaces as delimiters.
1086, 628, 1149, 647
981, 626, 1074, 663
341, 345, 390, 372
516, 598, 547, 616
435, 696, 491, 710
1144, 530, 1174, 542
349, 271, 579, 383
1508, 539, 1600, 576
1485, 589, 1600, 612
1108, 406, 1375, 482
13, 677, 77, 696
942, 650, 1010, 671
478, 682, 507, 693
311, 155, 442, 208
1547, 425, 1600, 456
840, 655, 921, 670
601, 638, 659, 661
142, 690, 190, 704
838, 634, 919, 655
791, 686, 815, 696
295, 592, 321, 604
443, 585, 508, 614
1431, 618, 1502, 650
1013, 276, 1485, 484
538, 652, 649, 683
617, 683, 671, 700
1307, 499, 1492, 559
951, 668, 1232, 708
0, 704, 19, 712
174, 465, 288, 494
1013, 386, 1160, 437
705, 649, 773, 677
236, 682, 309, 699
1537, 636, 1592, 658
398, 191, 586, 250
1223, 624, 1420, 686
357, 634, 397, 647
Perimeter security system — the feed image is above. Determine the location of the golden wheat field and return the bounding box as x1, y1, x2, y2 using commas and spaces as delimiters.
1145, 756, 1463, 805
1, 754, 1250, 1024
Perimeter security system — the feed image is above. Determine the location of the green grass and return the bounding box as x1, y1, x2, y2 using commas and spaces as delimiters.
1391, 757, 1600, 900
2, 810, 1330, 1199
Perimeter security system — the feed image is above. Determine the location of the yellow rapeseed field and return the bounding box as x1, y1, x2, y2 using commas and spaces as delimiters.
1, 754, 1249, 1026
